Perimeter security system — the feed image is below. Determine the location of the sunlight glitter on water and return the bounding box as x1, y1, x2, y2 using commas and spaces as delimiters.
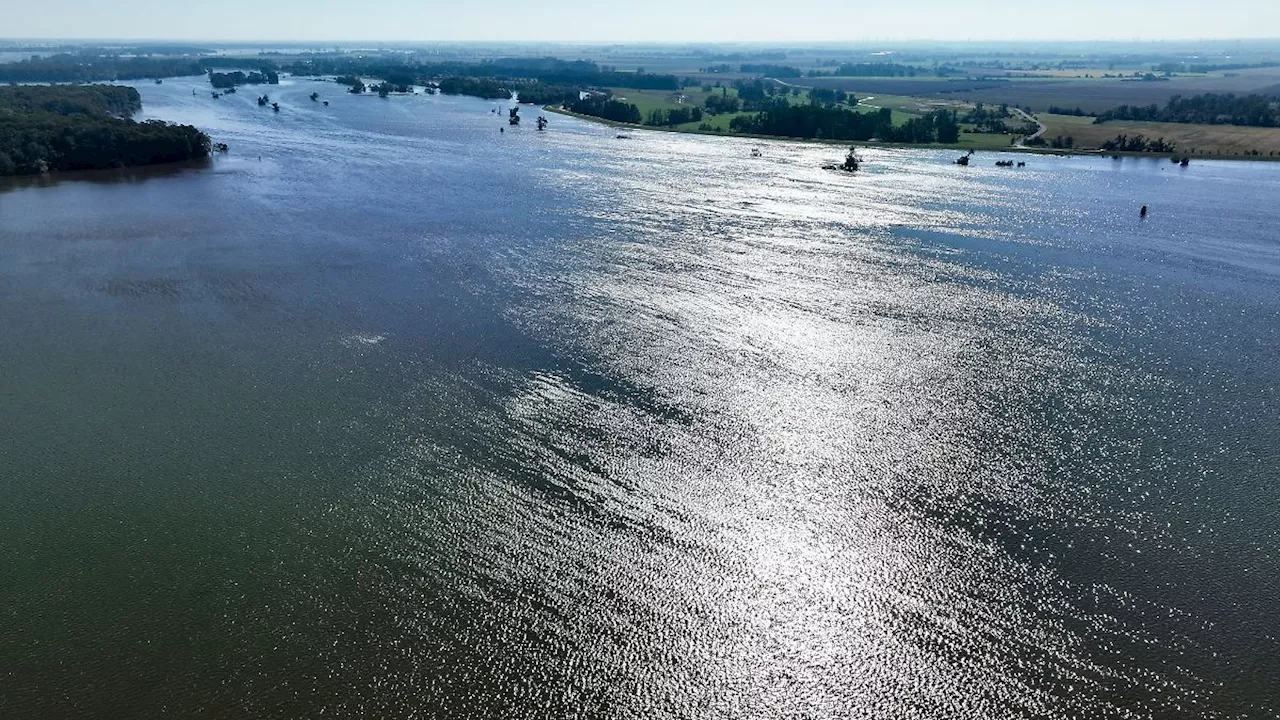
3, 76, 1279, 719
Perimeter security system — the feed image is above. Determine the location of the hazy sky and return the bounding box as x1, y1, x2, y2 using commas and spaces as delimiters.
5, 0, 1277, 43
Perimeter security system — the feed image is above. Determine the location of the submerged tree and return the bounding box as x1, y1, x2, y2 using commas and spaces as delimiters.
843, 146, 862, 171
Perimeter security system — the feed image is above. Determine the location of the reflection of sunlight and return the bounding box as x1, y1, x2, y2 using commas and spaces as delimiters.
481, 138, 1215, 717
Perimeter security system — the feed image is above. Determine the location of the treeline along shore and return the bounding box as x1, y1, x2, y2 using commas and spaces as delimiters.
0, 85, 211, 176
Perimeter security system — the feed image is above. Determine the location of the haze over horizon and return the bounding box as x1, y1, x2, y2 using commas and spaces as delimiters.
4, 0, 1278, 44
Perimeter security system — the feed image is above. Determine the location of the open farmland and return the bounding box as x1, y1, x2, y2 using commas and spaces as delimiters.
933, 67, 1280, 112
805, 77, 1015, 95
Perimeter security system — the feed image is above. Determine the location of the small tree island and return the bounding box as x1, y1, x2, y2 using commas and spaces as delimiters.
209, 69, 280, 88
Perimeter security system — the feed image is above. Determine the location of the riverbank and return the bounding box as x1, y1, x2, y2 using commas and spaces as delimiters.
544, 104, 1280, 162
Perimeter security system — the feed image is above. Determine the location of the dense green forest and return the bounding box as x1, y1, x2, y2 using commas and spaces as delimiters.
0, 84, 141, 116
1095, 94, 1280, 126
729, 102, 961, 143
437, 77, 511, 99
568, 95, 642, 124
0, 54, 205, 83
209, 69, 279, 88
0, 85, 210, 176
514, 85, 583, 106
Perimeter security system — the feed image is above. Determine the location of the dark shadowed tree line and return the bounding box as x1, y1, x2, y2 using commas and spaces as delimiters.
1047, 106, 1089, 116
1095, 94, 1280, 127
568, 95, 642, 124
0, 54, 205, 83
805, 63, 947, 78
740, 64, 803, 78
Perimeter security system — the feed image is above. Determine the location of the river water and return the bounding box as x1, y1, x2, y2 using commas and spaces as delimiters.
2, 75, 1279, 719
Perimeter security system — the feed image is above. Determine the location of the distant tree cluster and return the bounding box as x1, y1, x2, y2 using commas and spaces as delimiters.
1100, 134, 1176, 153
0, 85, 210, 175
568, 95, 642, 124
644, 106, 703, 126
208, 69, 279, 88
808, 87, 853, 106
373, 82, 411, 97
1095, 93, 1280, 127
513, 84, 581, 106
704, 94, 742, 114
806, 62, 928, 78
0, 54, 204, 83
1047, 105, 1089, 116
733, 80, 771, 109
437, 76, 511, 99
1153, 61, 1280, 74
740, 64, 803, 78
962, 102, 1013, 132
334, 75, 366, 93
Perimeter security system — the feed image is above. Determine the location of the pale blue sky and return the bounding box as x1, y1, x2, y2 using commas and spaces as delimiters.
5, 0, 1276, 42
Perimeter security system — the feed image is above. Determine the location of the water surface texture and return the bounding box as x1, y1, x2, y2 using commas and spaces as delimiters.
2, 76, 1279, 719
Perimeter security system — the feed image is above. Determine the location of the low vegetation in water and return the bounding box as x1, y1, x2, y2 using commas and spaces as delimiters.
209, 69, 279, 88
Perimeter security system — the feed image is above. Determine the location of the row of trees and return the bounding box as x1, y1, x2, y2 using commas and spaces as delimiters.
727, 101, 960, 144
644, 107, 703, 126
437, 77, 511, 99
0, 85, 210, 175
0, 54, 204, 83
740, 64, 803, 77
1095, 93, 1280, 127
568, 95, 642, 124
1154, 61, 1280, 74
1099, 134, 1176, 152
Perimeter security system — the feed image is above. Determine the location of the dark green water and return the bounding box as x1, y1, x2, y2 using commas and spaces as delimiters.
2, 75, 1279, 719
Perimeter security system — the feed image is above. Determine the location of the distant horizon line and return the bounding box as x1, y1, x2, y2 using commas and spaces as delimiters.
4, 36, 1280, 47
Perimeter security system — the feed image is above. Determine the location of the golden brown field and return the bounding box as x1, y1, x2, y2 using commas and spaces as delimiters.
1038, 114, 1280, 157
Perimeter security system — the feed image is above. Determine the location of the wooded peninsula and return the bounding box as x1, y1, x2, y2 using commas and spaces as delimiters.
0, 85, 211, 175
